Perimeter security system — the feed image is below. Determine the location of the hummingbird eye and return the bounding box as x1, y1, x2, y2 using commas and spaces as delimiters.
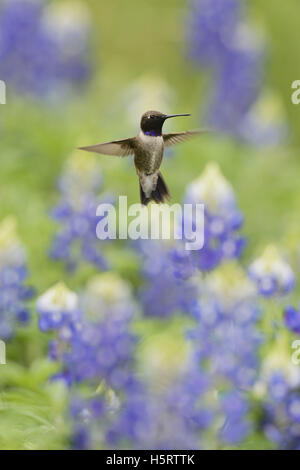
149, 115, 155, 119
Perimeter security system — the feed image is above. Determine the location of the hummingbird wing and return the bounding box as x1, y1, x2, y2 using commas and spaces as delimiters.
163, 129, 208, 147
79, 138, 135, 157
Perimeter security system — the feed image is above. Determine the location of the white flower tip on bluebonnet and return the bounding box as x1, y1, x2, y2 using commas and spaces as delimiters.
249, 91, 285, 124
252, 381, 267, 399
86, 273, 133, 305
185, 162, 236, 213
260, 340, 300, 389
231, 22, 265, 54
206, 261, 256, 310
43, 0, 91, 50
0, 216, 26, 268
37, 282, 78, 314
138, 329, 193, 389
238, 91, 288, 147
249, 244, 295, 295
82, 273, 134, 320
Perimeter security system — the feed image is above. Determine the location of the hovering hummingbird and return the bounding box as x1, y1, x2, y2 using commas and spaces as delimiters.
79, 110, 205, 205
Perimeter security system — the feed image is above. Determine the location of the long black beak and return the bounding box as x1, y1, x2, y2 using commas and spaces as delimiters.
164, 113, 191, 119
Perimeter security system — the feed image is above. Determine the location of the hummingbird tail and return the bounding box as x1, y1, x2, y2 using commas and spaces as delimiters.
139, 172, 171, 205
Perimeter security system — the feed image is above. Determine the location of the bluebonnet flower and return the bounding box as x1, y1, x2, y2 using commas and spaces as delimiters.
36, 281, 81, 334
39, 274, 139, 448
65, 274, 137, 387
106, 360, 212, 450
255, 344, 300, 449
190, 263, 262, 388
133, 164, 245, 318
220, 390, 250, 444
188, 0, 243, 66
36, 282, 82, 386
188, 262, 262, 444
69, 362, 212, 450
205, 44, 262, 135
184, 163, 246, 271
0, 217, 34, 340
39, 275, 215, 450
285, 304, 300, 335
44, 1, 92, 87
38, 274, 137, 388
187, 0, 285, 145
237, 92, 288, 147
50, 151, 113, 271
62, 308, 137, 388
0, 0, 91, 98
248, 245, 295, 297
136, 239, 197, 318
70, 395, 106, 450
127, 202, 197, 318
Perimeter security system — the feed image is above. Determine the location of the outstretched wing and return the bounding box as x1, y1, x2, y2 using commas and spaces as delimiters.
163, 129, 209, 147
79, 137, 135, 157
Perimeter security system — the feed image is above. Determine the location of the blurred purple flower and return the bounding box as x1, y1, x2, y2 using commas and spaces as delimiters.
0, 217, 34, 340
187, 262, 262, 444
248, 245, 295, 297
0, 0, 91, 98
135, 239, 197, 318
187, 0, 285, 145
36, 281, 81, 334
188, 0, 243, 66
220, 391, 250, 444
50, 152, 113, 271
0, 265, 34, 339
133, 164, 245, 319
106, 363, 212, 450
38, 274, 137, 390
261, 371, 300, 449
205, 47, 262, 134
190, 284, 261, 390
285, 305, 300, 335
184, 163, 246, 272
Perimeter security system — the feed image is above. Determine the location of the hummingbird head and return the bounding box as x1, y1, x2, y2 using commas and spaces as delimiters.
140, 110, 190, 136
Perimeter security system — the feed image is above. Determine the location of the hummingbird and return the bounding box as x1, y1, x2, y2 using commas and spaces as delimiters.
79, 110, 205, 205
